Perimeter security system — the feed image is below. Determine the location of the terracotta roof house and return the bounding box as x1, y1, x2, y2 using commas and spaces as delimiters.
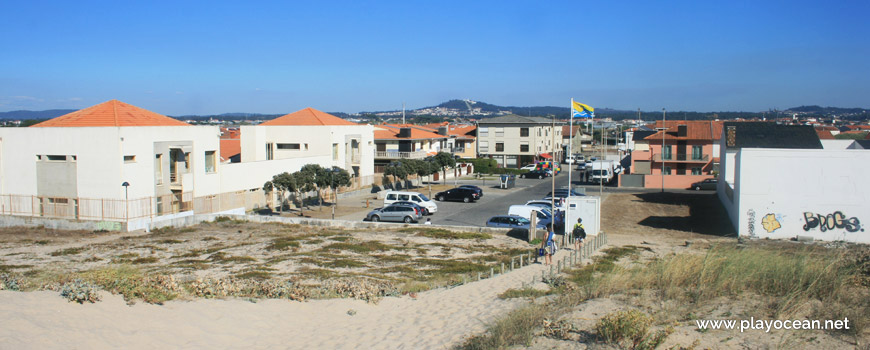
31, 99, 189, 127
622, 120, 723, 189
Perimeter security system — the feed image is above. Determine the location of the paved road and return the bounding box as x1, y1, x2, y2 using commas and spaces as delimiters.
348, 167, 713, 227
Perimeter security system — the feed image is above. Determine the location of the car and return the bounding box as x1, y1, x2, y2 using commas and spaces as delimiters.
519, 164, 538, 171
690, 178, 718, 191
388, 201, 429, 216
485, 215, 548, 231
520, 170, 548, 179
434, 187, 479, 203
458, 185, 483, 198
525, 199, 563, 210
383, 191, 438, 214
545, 189, 585, 199
365, 206, 421, 223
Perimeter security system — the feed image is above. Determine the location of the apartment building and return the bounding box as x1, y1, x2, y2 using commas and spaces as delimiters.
372, 124, 446, 172
476, 115, 563, 168
622, 121, 722, 189
0, 100, 374, 230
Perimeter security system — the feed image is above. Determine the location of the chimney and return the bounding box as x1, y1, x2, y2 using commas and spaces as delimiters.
437, 126, 448, 136
398, 127, 412, 138
678, 125, 687, 137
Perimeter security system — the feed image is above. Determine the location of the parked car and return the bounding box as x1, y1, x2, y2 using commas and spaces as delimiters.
545, 188, 585, 199
434, 187, 480, 202
485, 215, 548, 231
508, 205, 553, 228
690, 178, 718, 191
388, 201, 429, 216
525, 199, 563, 210
458, 185, 484, 198
366, 206, 421, 223
520, 170, 549, 179
383, 191, 438, 214
519, 164, 538, 171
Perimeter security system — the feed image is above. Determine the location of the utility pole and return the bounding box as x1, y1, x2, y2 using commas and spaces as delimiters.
661, 108, 666, 193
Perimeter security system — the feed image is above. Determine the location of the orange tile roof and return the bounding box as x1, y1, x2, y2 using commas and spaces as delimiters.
644, 120, 724, 141
421, 122, 476, 139
260, 107, 358, 126
816, 130, 835, 140
220, 139, 241, 161
374, 124, 447, 140
31, 99, 189, 127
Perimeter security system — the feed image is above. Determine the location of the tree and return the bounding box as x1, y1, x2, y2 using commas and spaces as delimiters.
434, 152, 456, 185
324, 167, 352, 207
296, 164, 323, 210
262, 172, 297, 214
384, 161, 410, 188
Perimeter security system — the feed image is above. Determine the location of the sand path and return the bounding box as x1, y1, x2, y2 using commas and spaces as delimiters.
0, 249, 585, 349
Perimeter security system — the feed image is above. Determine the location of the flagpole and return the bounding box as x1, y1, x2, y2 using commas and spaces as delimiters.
568, 99, 574, 205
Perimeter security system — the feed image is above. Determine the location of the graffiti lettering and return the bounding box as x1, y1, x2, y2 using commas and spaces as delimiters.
802, 211, 863, 233
746, 209, 756, 237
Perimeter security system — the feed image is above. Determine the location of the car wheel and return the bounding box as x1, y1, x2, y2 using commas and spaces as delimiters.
422, 208, 429, 216
538, 175, 543, 179
694, 186, 700, 191
437, 195, 445, 201
403, 216, 413, 223
520, 174, 525, 178
371, 215, 380, 222
463, 197, 471, 203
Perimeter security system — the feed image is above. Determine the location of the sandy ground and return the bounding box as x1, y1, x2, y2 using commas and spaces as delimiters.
1, 247, 575, 349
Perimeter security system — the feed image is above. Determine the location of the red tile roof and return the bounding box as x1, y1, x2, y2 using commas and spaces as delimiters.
374, 124, 447, 140
421, 122, 476, 139
644, 121, 724, 141
31, 99, 190, 127
816, 130, 835, 140
220, 139, 241, 161
260, 107, 358, 126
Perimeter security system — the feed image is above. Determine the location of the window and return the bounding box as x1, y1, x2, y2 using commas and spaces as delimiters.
663, 166, 672, 175
662, 145, 672, 160
184, 152, 190, 172
277, 143, 300, 150
266, 143, 274, 160
398, 194, 410, 201
386, 194, 397, 200
47, 155, 66, 161
479, 141, 489, 152
520, 128, 529, 137
155, 154, 163, 185
538, 128, 542, 136
495, 143, 504, 152
479, 127, 489, 137
124, 155, 136, 163
691, 167, 702, 175
495, 127, 504, 137
692, 145, 703, 160
205, 151, 216, 173
333, 143, 339, 160
520, 143, 529, 152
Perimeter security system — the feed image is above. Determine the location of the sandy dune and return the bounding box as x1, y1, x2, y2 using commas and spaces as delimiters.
0, 249, 576, 349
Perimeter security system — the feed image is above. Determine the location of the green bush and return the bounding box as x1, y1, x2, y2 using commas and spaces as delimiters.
595, 309, 671, 350
459, 158, 497, 174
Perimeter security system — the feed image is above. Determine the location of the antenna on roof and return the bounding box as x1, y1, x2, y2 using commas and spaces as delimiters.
402, 102, 406, 125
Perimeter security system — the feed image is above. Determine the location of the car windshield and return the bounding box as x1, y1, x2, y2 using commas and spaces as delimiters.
418, 194, 429, 201
516, 217, 530, 225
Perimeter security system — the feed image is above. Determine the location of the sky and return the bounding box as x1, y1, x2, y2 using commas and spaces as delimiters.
1, 0, 868, 115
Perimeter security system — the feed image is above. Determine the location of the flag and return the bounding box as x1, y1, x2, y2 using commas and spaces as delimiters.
571, 101, 594, 119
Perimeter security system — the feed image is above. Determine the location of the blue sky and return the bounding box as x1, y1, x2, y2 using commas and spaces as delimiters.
1, 0, 868, 115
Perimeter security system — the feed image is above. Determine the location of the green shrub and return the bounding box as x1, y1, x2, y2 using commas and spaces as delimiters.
60, 279, 101, 304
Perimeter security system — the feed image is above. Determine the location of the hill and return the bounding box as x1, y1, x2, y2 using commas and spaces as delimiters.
0, 109, 76, 120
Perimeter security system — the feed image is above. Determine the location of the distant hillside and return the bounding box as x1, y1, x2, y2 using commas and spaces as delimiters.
0, 109, 76, 120
785, 105, 868, 115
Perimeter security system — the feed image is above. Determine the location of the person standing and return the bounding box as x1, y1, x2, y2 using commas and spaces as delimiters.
572, 218, 586, 251
541, 224, 556, 265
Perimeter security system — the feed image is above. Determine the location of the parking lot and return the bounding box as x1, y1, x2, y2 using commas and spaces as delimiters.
348, 168, 630, 228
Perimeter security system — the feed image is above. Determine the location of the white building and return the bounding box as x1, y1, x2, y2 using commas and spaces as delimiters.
718, 122, 870, 244
0, 100, 374, 229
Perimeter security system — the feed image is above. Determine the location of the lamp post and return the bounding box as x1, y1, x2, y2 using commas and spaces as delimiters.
121, 181, 130, 222
661, 108, 666, 193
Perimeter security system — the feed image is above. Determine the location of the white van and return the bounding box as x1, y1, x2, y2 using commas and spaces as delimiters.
384, 191, 438, 214
508, 205, 553, 227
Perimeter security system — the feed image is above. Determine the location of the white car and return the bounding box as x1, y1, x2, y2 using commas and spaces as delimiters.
519, 164, 537, 171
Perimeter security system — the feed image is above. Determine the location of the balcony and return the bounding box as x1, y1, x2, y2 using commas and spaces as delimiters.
374, 150, 428, 159
652, 153, 709, 163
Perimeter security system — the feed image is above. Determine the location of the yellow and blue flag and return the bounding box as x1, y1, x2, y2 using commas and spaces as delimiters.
572, 101, 594, 119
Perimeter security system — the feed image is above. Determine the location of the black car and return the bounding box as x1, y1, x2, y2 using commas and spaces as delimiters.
690, 178, 717, 191
434, 187, 479, 203
520, 170, 548, 179
388, 201, 429, 216
458, 185, 483, 198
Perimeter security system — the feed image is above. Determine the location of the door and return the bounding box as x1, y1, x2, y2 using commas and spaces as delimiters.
677, 141, 687, 160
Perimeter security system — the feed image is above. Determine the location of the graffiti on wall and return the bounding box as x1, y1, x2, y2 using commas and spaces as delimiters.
803, 211, 864, 233
761, 213, 782, 233
746, 209, 757, 237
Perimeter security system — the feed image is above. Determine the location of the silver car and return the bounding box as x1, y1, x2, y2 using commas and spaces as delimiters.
486, 215, 548, 230
366, 206, 421, 223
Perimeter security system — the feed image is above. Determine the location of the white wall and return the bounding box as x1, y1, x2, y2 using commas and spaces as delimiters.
821, 139, 854, 150
731, 148, 870, 243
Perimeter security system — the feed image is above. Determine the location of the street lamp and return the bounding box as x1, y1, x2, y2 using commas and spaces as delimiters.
121, 181, 130, 222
